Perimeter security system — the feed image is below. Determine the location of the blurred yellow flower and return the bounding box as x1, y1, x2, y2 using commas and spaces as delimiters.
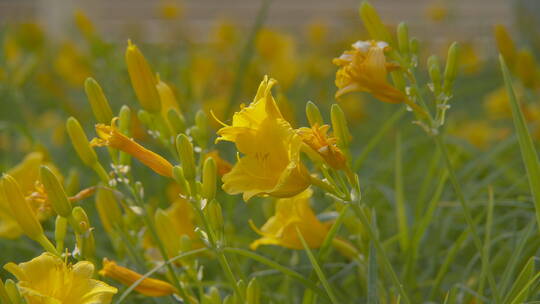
460, 42, 482, 75
0, 152, 61, 239
217, 77, 310, 201
494, 24, 517, 68
4, 252, 117, 304
483, 86, 522, 120
91, 118, 174, 177
54, 42, 91, 87
256, 29, 298, 89
100, 258, 176, 297
74, 10, 96, 41
333, 40, 404, 103
425, 2, 449, 22
158, 1, 183, 20
451, 120, 509, 150
297, 124, 347, 170
250, 189, 329, 250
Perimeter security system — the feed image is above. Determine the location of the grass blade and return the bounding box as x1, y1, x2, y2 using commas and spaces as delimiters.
499, 55, 540, 231
395, 132, 409, 252
367, 211, 378, 304
504, 256, 535, 304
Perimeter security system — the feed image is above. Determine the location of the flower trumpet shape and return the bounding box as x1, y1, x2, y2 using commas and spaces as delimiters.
333, 40, 404, 103
250, 189, 329, 250
216, 76, 310, 201
4, 253, 117, 304
99, 259, 176, 297
91, 118, 173, 178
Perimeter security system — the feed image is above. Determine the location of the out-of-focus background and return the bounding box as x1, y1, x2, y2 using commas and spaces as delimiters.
0, 0, 522, 47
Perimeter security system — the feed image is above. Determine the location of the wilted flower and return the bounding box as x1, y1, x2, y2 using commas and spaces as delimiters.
333, 40, 404, 103
4, 253, 117, 303
91, 118, 174, 177
297, 124, 347, 170
99, 258, 176, 297
216, 76, 310, 201
250, 189, 329, 250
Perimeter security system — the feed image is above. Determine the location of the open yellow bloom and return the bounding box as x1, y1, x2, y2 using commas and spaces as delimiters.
99, 259, 176, 297
0, 152, 60, 239
216, 76, 310, 201
4, 253, 117, 304
91, 118, 173, 178
250, 189, 329, 250
297, 124, 347, 170
333, 40, 404, 103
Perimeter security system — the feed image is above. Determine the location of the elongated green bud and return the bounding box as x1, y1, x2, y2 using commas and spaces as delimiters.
443, 42, 459, 93
176, 134, 196, 181
306, 101, 323, 127
85, 77, 113, 123
246, 277, 261, 304
64, 168, 80, 196
206, 199, 223, 233
118, 105, 132, 165
4, 279, 22, 304
208, 287, 222, 304
126, 40, 161, 112
137, 109, 152, 129
428, 55, 442, 93
40, 166, 72, 217
66, 117, 98, 167
330, 104, 352, 150
1, 174, 43, 240
167, 108, 186, 135
192, 110, 209, 149
55, 215, 67, 252
359, 1, 394, 46
202, 157, 217, 201
397, 22, 409, 55
410, 38, 420, 58
95, 187, 122, 234
172, 165, 191, 195
72, 206, 96, 261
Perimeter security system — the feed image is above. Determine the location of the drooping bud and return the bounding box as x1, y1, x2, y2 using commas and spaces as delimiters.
40, 166, 71, 218
125, 40, 161, 112
84, 77, 113, 124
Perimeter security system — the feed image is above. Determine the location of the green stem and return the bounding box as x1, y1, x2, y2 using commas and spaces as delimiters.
36, 234, 60, 257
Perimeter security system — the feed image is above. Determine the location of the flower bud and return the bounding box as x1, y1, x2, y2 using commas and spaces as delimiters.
409, 38, 420, 58
176, 134, 196, 181
40, 166, 72, 217
207, 287, 221, 304
125, 40, 161, 112
167, 108, 186, 135
246, 277, 261, 304
305, 101, 323, 127
359, 1, 394, 47
156, 76, 180, 115
137, 109, 152, 129
95, 187, 123, 234
72, 206, 96, 261
154, 208, 178, 257
84, 77, 113, 124
206, 199, 223, 233
428, 55, 442, 93
397, 22, 409, 55
330, 104, 352, 150
443, 42, 459, 93
202, 157, 217, 201
4, 279, 22, 304
172, 166, 191, 196
118, 105, 132, 165
66, 117, 98, 167
0, 279, 11, 304
192, 110, 209, 149
1, 174, 43, 240
55, 215, 67, 252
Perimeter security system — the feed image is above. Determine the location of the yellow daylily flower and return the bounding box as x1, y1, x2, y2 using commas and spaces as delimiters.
297, 124, 347, 170
216, 76, 310, 201
249, 189, 329, 250
54, 42, 91, 87
91, 118, 173, 178
0, 152, 60, 239
4, 253, 117, 304
333, 40, 404, 103
99, 258, 176, 297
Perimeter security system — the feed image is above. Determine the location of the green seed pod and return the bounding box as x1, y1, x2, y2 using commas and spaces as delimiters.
305, 101, 323, 127
66, 117, 98, 167
443, 42, 459, 93
397, 22, 409, 55
202, 157, 217, 201
84, 77, 113, 124
40, 166, 72, 218
176, 134, 197, 181
330, 104, 351, 150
